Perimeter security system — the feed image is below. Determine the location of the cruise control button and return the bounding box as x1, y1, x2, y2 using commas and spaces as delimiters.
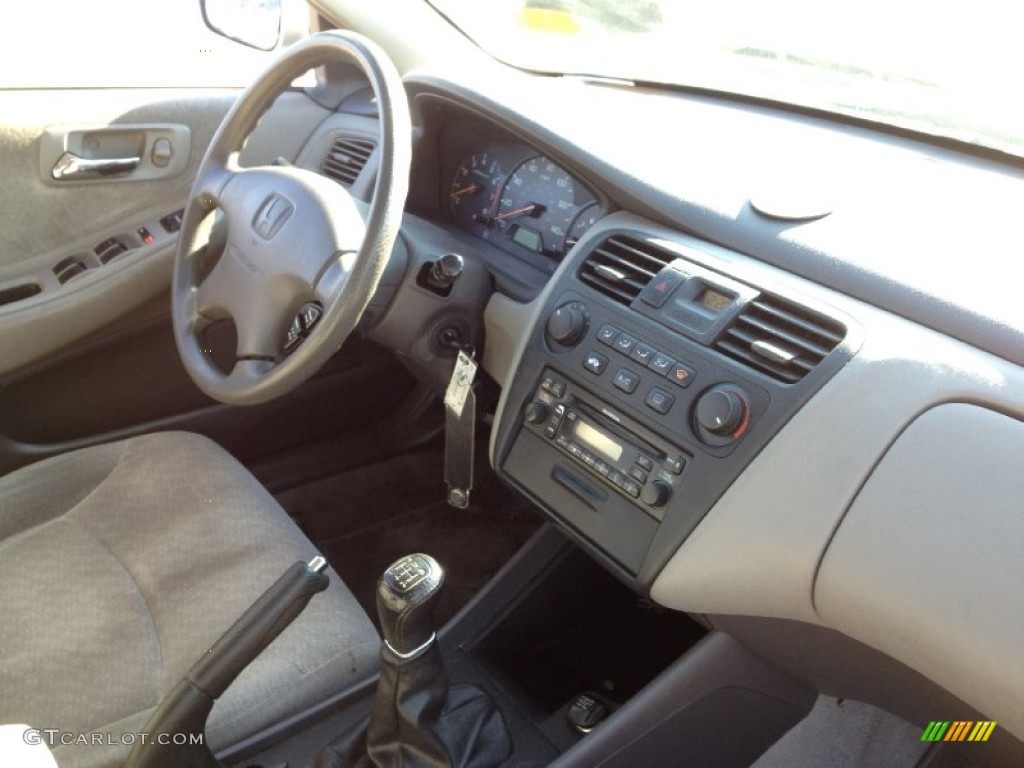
644, 387, 675, 414
668, 363, 696, 388
612, 368, 641, 394
583, 351, 609, 375
648, 352, 676, 376
630, 343, 656, 365
612, 333, 636, 355
597, 324, 620, 346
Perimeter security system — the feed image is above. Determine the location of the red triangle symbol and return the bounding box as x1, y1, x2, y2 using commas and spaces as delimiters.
654, 280, 669, 293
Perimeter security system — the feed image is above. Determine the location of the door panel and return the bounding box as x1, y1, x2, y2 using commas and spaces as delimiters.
0, 89, 233, 266
0, 85, 398, 465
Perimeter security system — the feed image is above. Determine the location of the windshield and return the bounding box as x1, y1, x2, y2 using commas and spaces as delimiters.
428, 0, 1023, 157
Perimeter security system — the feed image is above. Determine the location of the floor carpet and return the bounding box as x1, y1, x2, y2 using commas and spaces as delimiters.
274, 444, 541, 629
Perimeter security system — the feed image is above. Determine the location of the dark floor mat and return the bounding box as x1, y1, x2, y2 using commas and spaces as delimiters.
274, 443, 541, 629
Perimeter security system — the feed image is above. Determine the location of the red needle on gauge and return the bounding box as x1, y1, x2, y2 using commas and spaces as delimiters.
451, 183, 480, 198
493, 203, 539, 221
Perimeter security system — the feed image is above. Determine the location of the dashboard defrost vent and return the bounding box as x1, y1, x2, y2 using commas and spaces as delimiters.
578, 235, 674, 305
320, 136, 375, 186
715, 296, 844, 383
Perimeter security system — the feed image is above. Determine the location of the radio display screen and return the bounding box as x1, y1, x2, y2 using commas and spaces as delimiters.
574, 419, 623, 462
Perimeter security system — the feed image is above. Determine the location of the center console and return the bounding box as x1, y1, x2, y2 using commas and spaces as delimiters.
493, 224, 859, 588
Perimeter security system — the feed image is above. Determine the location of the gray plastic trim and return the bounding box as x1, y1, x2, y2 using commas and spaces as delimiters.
816, 404, 1024, 739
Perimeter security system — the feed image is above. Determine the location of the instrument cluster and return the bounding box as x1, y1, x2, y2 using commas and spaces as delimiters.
443, 129, 601, 264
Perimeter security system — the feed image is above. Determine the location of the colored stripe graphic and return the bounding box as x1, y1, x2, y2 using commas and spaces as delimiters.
923, 720, 998, 742
944, 721, 972, 741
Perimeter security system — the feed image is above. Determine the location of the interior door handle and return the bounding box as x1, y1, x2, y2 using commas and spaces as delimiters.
51, 152, 141, 180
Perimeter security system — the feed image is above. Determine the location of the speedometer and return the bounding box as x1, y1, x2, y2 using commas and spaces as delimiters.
494, 156, 588, 258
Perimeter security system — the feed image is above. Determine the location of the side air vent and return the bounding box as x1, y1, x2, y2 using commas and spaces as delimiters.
578, 235, 674, 305
320, 136, 376, 186
715, 295, 845, 383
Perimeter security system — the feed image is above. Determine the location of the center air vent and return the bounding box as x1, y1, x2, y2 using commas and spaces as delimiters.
579, 235, 674, 305
320, 136, 376, 187
715, 295, 844, 383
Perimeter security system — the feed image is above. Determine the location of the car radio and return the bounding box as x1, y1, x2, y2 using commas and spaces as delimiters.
521, 369, 691, 521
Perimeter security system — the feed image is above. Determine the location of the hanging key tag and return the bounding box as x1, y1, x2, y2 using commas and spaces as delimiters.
444, 349, 477, 509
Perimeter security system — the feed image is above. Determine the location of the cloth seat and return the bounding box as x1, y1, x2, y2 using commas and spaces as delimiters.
0, 432, 379, 768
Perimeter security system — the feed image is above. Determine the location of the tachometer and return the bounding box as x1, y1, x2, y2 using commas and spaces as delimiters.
450, 153, 504, 237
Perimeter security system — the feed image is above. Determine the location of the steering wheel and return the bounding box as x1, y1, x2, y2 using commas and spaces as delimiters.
171, 31, 410, 405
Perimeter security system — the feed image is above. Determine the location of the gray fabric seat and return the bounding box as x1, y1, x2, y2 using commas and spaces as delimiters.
0, 432, 380, 768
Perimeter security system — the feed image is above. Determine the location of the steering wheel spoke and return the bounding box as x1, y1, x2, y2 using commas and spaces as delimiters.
171, 31, 410, 405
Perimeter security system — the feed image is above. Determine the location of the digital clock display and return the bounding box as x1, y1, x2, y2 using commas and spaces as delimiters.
700, 287, 733, 314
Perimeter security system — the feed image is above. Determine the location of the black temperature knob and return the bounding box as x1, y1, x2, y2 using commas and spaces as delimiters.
546, 303, 588, 347
522, 400, 551, 425
641, 479, 672, 509
695, 384, 751, 443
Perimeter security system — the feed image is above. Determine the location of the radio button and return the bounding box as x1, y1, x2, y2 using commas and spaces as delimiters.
594, 460, 611, 477
541, 376, 567, 397
597, 324, 620, 346
583, 351, 609, 375
644, 387, 675, 415
628, 466, 649, 485
635, 454, 655, 472
556, 435, 570, 448
621, 479, 642, 498
630, 343, 656, 365
613, 368, 641, 394
668, 363, 696, 388
648, 352, 676, 376
608, 469, 626, 486
665, 455, 686, 475
612, 333, 637, 355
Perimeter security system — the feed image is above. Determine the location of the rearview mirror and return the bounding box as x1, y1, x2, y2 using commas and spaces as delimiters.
201, 0, 282, 51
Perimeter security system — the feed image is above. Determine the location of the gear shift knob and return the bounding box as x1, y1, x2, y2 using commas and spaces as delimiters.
376, 553, 444, 659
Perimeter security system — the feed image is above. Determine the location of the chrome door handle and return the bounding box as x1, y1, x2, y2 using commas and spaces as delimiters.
52, 152, 141, 180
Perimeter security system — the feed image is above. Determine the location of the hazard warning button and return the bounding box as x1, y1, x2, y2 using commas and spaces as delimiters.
639, 269, 684, 308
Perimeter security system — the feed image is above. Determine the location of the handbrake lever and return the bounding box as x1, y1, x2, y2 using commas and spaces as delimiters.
126, 557, 330, 768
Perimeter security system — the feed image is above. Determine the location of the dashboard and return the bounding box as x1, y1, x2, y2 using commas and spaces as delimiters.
386, 69, 1024, 755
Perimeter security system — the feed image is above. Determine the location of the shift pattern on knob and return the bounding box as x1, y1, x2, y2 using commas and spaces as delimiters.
377, 554, 445, 659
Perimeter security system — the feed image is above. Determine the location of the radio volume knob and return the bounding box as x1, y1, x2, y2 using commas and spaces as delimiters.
523, 400, 551, 425
546, 304, 588, 347
641, 479, 672, 509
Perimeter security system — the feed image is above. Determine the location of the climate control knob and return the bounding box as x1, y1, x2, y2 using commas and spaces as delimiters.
694, 384, 751, 445
546, 303, 588, 348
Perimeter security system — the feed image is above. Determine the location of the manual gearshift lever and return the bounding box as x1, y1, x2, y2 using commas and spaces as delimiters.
377, 553, 444, 658
313, 554, 511, 768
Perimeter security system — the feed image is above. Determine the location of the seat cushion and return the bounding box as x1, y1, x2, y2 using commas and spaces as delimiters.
0, 432, 379, 768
